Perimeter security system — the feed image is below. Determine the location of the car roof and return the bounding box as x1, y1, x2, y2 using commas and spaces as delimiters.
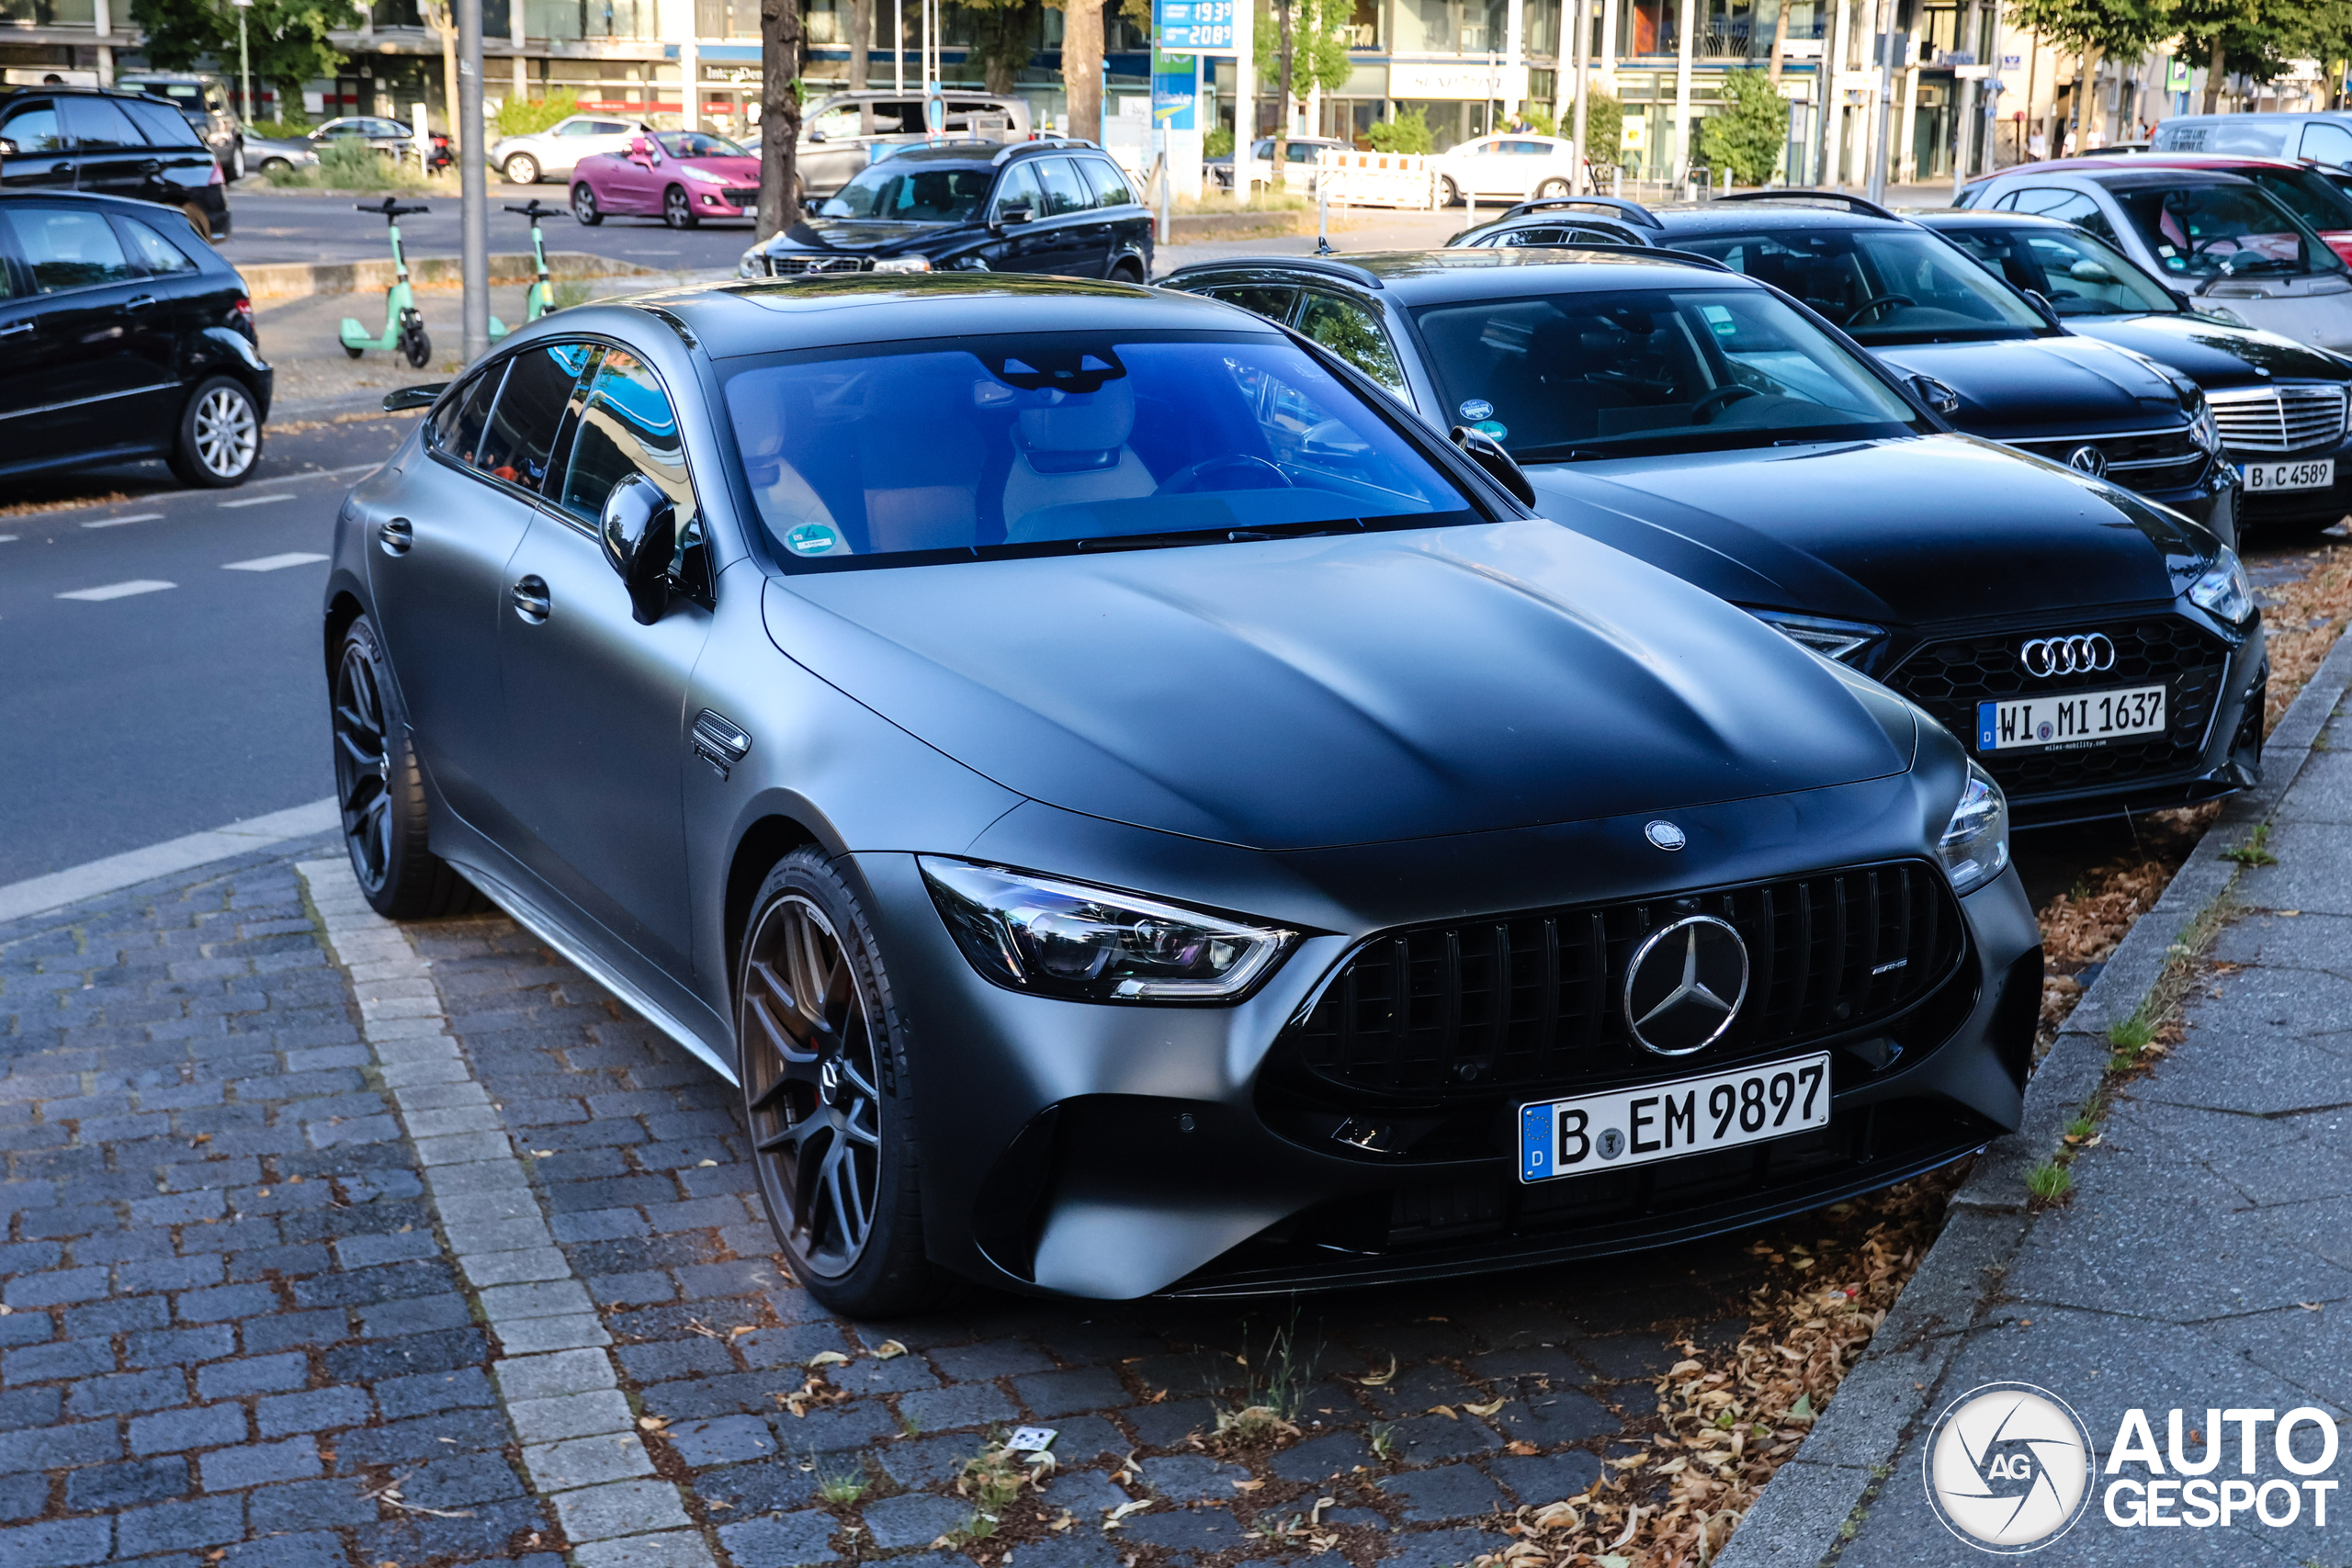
0, 187, 201, 216
1977, 152, 2312, 179
1989, 165, 2261, 191
0, 85, 182, 103
1904, 209, 2074, 230
1646, 202, 1907, 231
1166, 246, 1742, 298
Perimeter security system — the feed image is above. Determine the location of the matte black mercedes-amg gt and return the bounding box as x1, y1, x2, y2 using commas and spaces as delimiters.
326, 276, 2038, 1314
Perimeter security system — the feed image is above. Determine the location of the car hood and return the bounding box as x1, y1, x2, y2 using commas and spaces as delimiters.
1872, 334, 2187, 439
763, 217, 967, 255
760, 519, 1917, 852
2060, 312, 2352, 388
673, 155, 760, 181
1522, 433, 2206, 627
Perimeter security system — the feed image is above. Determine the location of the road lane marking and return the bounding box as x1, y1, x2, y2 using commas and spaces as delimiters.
0, 796, 337, 927
81, 513, 165, 529
219, 493, 297, 508
0, 535, 16, 544
223, 552, 331, 572
56, 580, 175, 602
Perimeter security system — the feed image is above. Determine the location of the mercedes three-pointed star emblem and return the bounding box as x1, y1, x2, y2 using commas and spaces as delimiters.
1623, 915, 1750, 1056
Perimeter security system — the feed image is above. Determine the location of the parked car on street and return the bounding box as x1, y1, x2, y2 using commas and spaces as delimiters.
1962, 152, 2352, 267
797, 90, 1033, 199
1430, 133, 1586, 206
0, 190, 269, 486
489, 111, 653, 186
571, 131, 760, 229
243, 128, 322, 175
1641, 195, 2241, 539
1164, 246, 2267, 828
328, 272, 2041, 1310
2152, 111, 2352, 168
1206, 135, 1350, 193
1448, 196, 1666, 248
736, 142, 1152, 281
116, 72, 244, 178
311, 116, 424, 159
0, 85, 232, 240
1918, 207, 2352, 537
1952, 166, 2352, 349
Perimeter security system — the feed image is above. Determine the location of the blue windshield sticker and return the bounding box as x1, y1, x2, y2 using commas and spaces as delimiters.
786, 524, 842, 556
1701, 304, 1736, 334
1459, 399, 1494, 422
1472, 419, 1509, 440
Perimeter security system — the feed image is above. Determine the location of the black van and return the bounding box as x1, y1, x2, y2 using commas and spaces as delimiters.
0, 86, 232, 241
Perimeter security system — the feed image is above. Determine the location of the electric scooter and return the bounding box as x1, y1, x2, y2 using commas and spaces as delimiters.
340, 198, 433, 368
487, 199, 561, 344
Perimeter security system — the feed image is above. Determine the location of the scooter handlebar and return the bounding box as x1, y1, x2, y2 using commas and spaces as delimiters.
356, 198, 432, 218
503, 200, 555, 220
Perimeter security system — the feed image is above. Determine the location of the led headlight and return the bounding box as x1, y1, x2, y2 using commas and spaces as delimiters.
2188, 400, 2222, 457
870, 254, 933, 274
1747, 609, 1885, 664
2188, 546, 2256, 625
1937, 761, 2010, 896
920, 860, 1294, 1002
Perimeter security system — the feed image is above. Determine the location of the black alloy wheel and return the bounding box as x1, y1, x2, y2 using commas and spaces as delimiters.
738, 852, 939, 1314
663, 185, 698, 229
331, 617, 482, 919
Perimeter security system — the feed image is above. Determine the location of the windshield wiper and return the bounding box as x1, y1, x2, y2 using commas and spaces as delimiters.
1072, 523, 1363, 552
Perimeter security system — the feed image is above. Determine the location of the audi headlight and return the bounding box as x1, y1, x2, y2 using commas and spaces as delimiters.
1747, 609, 1884, 664
2188, 545, 2256, 625
871, 254, 933, 274
1937, 761, 2010, 896
921, 860, 1294, 1002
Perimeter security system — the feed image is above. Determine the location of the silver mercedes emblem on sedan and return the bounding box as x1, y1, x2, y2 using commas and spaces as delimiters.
1623, 916, 1749, 1055
2065, 445, 2109, 478
1645, 820, 1687, 851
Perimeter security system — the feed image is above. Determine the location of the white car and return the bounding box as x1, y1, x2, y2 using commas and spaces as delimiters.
489, 112, 652, 186
1210, 135, 1351, 192
1430, 134, 1583, 206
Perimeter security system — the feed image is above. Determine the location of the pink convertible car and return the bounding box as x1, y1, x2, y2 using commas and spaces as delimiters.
570, 131, 760, 229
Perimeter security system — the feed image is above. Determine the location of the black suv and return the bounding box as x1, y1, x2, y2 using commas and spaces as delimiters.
0, 86, 232, 241
0, 190, 271, 487
735, 141, 1152, 282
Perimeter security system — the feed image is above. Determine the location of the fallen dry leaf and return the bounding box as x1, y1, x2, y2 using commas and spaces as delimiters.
1427, 1404, 1458, 1420
806, 1350, 851, 1367
1464, 1398, 1507, 1416
638, 1416, 666, 1431
874, 1339, 909, 1360
1356, 1354, 1398, 1387
1505, 1440, 1539, 1456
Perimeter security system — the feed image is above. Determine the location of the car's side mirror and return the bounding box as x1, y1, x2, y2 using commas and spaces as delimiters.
2068, 258, 2116, 283
1450, 425, 1536, 506
808, 128, 828, 143
995, 202, 1035, 228
1909, 373, 1962, 414
0, 138, 17, 157
381, 382, 447, 412
600, 472, 678, 626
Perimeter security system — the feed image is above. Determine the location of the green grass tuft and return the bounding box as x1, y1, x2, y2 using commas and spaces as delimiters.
2028, 1161, 2075, 1202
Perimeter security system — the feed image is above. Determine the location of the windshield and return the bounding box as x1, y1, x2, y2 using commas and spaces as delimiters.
1668, 227, 2050, 343
656, 130, 746, 158
725, 333, 1477, 567
2238, 167, 2352, 231
817, 161, 993, 220
1408, 287, 1926, 464
2113, 184, 2339, 279
1935, 223, 2178, 316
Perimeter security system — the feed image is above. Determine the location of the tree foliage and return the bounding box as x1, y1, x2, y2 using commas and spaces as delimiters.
130, 0, 361, 107
1697, 67, 1786, 185
1256, 0, 1351, 96
1573, 87, 1623, 164
1365, 105, 1432, 152
496, 89, 582, 137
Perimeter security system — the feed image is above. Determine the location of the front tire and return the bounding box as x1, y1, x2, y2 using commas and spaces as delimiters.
739, 851, 943, 1317
331, 617, 481, 919
1536, 176, 1571, 197
505, 152, 541, 185
168, 376, 261, 488
572, 183, 603, 226
663, 185, 698, 229
1439, 175, 1463, 207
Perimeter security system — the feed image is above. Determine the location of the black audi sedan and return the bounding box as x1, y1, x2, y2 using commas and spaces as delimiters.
1162, 248, 2267, 829
328, 274, 2038, 1311
1623, 197, 2242, 542
0, 190, 270, 487
735, 141, 1152, 282
0, 85, 232, 242
1917, 208, 2352, 538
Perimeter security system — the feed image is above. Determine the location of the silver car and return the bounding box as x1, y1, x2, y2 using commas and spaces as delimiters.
244, 130, 321, 174
795, 91, 1032, 199
490, 112, 652, 186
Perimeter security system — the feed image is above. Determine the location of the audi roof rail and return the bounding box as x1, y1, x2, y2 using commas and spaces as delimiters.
1702, 188, 1902, 221
1492, 195, 1665, 229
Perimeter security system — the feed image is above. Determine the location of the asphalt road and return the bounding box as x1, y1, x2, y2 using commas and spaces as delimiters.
217, 186, 761, 274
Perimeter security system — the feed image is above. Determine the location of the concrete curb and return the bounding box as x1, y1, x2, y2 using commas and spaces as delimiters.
1716, 621, 2352, 1568
240, 251, 665, 299
0, 797, 340, 928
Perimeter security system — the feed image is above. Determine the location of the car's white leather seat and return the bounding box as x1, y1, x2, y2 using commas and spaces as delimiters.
1002, 380, 1158, 539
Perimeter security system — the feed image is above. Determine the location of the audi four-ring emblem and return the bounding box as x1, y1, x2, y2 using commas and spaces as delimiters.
2018, 633, 2117, 677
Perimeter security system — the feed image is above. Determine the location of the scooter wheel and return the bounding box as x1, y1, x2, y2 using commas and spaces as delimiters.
344, 344, 365, 359
404, 330, 432, 369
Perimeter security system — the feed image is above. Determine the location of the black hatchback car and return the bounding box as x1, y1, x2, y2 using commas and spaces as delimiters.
1918, 208, 2352, 537
735, 141, 1152, 282
0, 85, 232, 242
1163, 247, 2267, 829
0, 191, 270, 486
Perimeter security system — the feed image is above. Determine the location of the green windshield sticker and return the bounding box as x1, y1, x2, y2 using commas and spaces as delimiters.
786, 523, 842, 556
1701, 304, 1736, 334
1472, 419, 1509, 440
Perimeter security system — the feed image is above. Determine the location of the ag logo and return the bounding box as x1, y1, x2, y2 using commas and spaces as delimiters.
1923, 1382, 2095, 1553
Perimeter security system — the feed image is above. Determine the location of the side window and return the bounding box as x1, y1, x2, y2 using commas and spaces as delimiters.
553, 347, 695, 531
2303, 122, 2352, 167
0, 214, 27, 299
1498, 227, 1566, 245
61, 96, 146, 151
992, 160, 1044, 217
1035, 157, 1094, 216
119, 96, 204, 148
13, 207, 134, 292
1080, 156, 1134, 207
117, 216, 200, 275
477, 344, 591, 491
0, 102, 62, 153
428, 365, 507, 467
1203, 283, 1299, 323
1296, 289, 1409, 398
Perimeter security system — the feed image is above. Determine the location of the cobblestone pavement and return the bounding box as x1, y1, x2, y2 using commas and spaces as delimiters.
0, 838, 1799, 1568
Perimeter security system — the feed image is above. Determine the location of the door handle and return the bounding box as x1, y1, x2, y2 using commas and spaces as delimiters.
511, 575, 551, 623
377, 515, 413, 555
0, 321, 32, 339
125, 294, 158, 310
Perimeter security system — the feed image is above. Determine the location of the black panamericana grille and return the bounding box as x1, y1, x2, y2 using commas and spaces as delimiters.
722, 186, 760, 207
1888, 615, 2231, 798
765, 254, 869, 276
2005, 426, 2208, 491
1280, 861, 1964, 1102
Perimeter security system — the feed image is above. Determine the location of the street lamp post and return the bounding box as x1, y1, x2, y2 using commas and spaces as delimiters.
230, 0, 252, 127
459, 0, 488, 363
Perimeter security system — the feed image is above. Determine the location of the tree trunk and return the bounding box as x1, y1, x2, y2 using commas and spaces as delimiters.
2203, 37, 2223, 115
1765, 0, 1789, 85
759, 0, 804, 240
850, 0, 869, 89
425, 3, 460, 150
1062, 0, 1103, 141
2077, 42, 2102, 148
1273, 0, 1294, 190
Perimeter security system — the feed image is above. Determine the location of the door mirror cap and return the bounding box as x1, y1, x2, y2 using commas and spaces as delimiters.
1909, 373, 1962, 414
808, 128, 828, 143
995, 201, 1035, 228
1449, 425, 1537, 507
381, 381, 447, 412
600, 472, 678, 626
0, 138, 16, 156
